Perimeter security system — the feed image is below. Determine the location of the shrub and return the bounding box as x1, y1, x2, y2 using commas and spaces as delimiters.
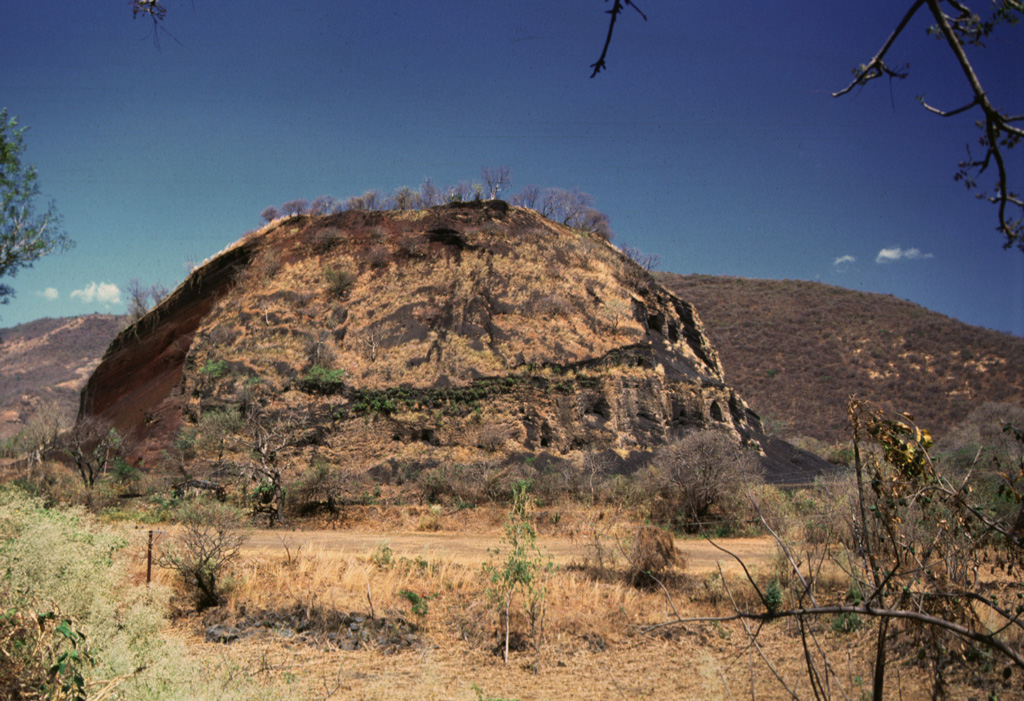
159, 499, 249, 611
199, 358, 228, 379
366, 244, 389, 268
0, 487, 182, 697
625, 524, 681, 588
324, 267, 357, 297
300, 364, 346, 394
289, 460, 347, 515
643, 430, 763, 533
483, 480, 552, 665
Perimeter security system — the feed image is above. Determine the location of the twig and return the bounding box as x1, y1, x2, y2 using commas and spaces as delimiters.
365, 573, 375, 619
590, 0, 647, 77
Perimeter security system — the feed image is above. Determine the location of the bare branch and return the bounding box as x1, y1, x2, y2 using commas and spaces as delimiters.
832, 0, 925, 97
590, 0, 648, 78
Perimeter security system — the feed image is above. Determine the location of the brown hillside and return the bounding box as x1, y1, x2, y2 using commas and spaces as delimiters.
80, 202, 819, 486
659, 273, 1024, 443
0, 314, 126, 440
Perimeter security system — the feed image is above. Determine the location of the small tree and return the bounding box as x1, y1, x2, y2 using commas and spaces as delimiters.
308, 195, 339, 216
279, 198, 308, 217
419, 178, 441, 207
125, 278, 169, 324
482, 165, 511, 200
1, 110, 73, 310
483, 479, 552, 667
243, 403, 299, 526
19, 400, 70, 467
259, 206, 278, 223
64, 419, 127, 489
344, 191, 382, 211
512, 184, 542, 210
390, 186, 420, 211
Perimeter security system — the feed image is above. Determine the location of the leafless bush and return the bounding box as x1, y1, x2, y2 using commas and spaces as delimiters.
324, 267, 357, 297
624, 525, 682, 588
309, 195, 340, 215
395, 232, 422, 258
259, 206, 278, 222
160, 499, 249, 611
303, 330, 336, 368
279, 199, 308, 217
476, 424, 508, 453
366, 244, 389, 269
237, 249, 282, 287
289, 461, 349, 515
643, 430, 763, 532
311, 227, 344, 253
345, 190, 383, 211
390, 186, 420, 211
126, 278, 169, 324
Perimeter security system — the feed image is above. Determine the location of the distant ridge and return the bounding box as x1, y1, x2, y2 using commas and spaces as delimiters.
659, 273, 1024, 443
0, 314, 127, 440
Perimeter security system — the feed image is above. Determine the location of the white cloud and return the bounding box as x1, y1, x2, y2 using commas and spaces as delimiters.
70, 281, 121, 305
833, 254, 856, 266
875, 246, 934, 263
36, 287, 59, 301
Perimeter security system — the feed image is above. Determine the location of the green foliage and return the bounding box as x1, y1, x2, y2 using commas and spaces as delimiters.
339, 372, 601, 416
0, 487, 176, 698
0, 109, 73, 308
398, 589, 433, 618
831, 611, 864, 634
764, 578, 783, 616
483, 479, 553, 665
371, 540, 394, 569
299, 364, 347, 395
199, 358, 229, 379
112, 457, 141, 490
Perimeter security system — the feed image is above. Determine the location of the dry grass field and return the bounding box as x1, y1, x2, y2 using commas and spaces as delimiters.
138, 505, 1011, 700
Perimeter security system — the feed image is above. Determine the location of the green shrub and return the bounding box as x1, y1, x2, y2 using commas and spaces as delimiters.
299, 364, 346, 394
199, 358, 228, 379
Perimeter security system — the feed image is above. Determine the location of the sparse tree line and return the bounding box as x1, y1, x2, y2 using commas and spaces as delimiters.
259, 166, 614, 240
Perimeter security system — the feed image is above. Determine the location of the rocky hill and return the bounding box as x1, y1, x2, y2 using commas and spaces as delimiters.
78, 201, 830, 489
0, 314, 126, 441
660, 273, 1024, 444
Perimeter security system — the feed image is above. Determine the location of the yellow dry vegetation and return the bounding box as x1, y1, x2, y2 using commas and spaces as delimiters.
149, 514, 983, 700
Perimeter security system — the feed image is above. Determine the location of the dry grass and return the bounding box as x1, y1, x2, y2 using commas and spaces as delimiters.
139, 509, 1010, 700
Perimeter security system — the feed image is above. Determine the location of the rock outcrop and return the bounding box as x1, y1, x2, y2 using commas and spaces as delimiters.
80, 201, 820, 483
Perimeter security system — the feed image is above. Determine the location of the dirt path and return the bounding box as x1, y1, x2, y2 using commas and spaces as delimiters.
243, 528, 775, 576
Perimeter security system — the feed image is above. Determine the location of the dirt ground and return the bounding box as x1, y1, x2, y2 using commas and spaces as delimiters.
243, 528, 775, 576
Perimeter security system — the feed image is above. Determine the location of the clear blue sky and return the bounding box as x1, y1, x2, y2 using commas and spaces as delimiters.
2, 1, 1022, 335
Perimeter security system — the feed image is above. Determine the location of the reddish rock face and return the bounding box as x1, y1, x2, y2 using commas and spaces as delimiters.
79, 201, 779, 479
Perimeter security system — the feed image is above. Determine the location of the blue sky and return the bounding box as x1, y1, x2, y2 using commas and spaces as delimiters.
2, 1, 1022, 335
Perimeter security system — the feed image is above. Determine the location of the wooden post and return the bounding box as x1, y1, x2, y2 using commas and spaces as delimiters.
147, 529, 154, 585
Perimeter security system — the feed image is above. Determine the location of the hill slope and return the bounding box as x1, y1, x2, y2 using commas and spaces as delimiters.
81, 202, 806, 487
0, 314, 127, 440
659, 274, 1024, 443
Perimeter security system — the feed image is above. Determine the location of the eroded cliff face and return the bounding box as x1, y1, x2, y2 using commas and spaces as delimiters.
80, 201, 764, 476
